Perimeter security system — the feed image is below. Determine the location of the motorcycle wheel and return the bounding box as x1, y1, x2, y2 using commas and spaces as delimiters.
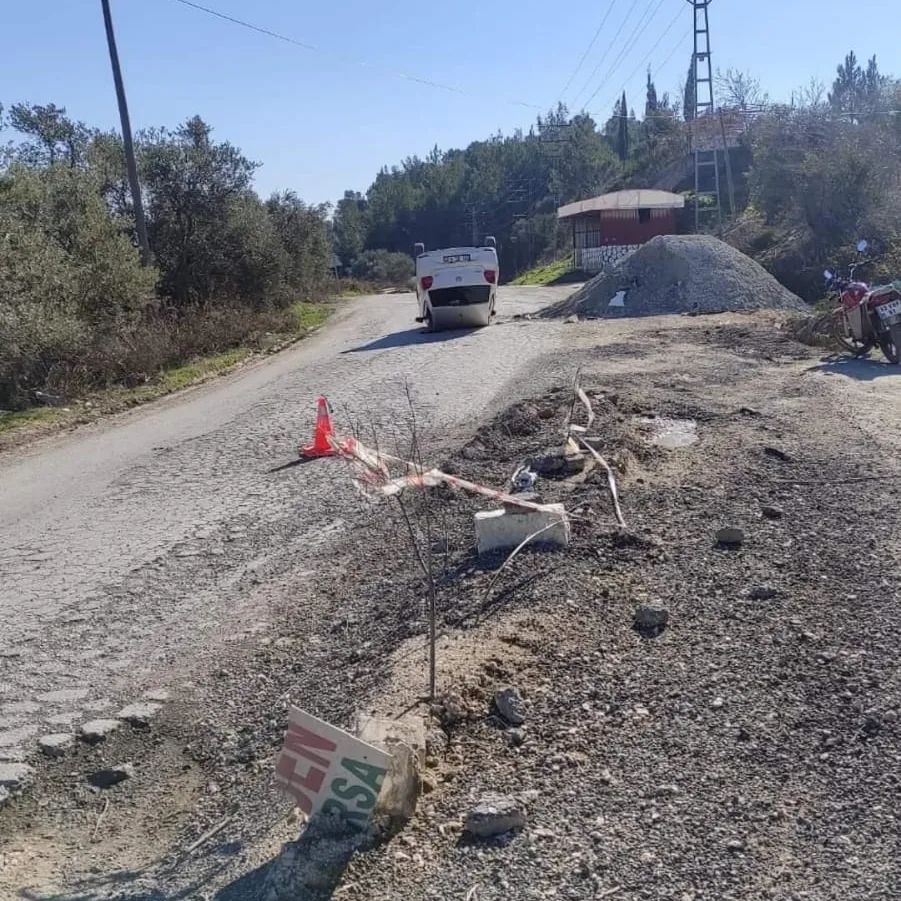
832, 311, 873, 356
878, 325, 901, 364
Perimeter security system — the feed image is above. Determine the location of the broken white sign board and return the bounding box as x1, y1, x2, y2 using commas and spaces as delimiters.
275, 706, 391, 830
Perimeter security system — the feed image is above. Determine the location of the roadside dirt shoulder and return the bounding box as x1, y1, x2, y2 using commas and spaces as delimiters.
3, 312, 899, 900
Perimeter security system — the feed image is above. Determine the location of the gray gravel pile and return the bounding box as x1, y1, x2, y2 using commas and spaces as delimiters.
544, 235, 808, 319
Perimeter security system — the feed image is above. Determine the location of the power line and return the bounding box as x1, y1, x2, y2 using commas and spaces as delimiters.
557, 0, 620, 104
582, 0, 670, 110
570, 0, 644, 108
170, 0, 543, 110
591, 5, 689, 119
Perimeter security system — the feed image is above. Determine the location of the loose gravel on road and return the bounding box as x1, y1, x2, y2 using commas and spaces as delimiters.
2, 296, 900, 901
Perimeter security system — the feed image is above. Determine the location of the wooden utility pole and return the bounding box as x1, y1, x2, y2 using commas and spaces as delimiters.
100, 0, 151, 266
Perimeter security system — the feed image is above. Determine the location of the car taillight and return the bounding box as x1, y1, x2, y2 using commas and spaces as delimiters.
484, 270, 497, 284
420, 276, 433, 291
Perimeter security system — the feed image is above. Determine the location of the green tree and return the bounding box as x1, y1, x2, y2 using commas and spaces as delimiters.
265, 191, 331, 296
139, 116, 261, 303
332, 190, 368, 267
616, 92, 630, 162
683, 60, 697, 121
8, 102, 89, 168
645, 69, 659, 116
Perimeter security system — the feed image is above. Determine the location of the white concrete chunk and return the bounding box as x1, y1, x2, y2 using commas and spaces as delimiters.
357, 714, 425, 822
80, 719, 122, 744
0, 762, 34, 792
38, 733, 75, 758
116, 702, 161, 726
475, 503, 570, 556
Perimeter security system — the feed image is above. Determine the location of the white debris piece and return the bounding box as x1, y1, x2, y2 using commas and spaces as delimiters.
475, 503, 569, 556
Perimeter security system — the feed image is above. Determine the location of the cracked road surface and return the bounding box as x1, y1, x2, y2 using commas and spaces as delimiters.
0, 287, 575, 765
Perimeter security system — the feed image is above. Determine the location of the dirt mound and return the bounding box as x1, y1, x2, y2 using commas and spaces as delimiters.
543, 234, 808, 319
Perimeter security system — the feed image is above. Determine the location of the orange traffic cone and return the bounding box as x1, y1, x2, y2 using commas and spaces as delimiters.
300, 396, 337, 458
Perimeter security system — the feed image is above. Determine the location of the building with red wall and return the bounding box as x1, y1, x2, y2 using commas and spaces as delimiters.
558, 189, 685, 272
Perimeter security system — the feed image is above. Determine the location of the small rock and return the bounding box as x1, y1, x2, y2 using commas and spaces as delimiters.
116, 702, 161, 726
495, 688, 526, 726
0, 762, 34, 792
761, 505, 784, 520
38, 733, 75, 758
88, 763, 135, 789
716, 527, 745, 547
633, 605, 669, 638
0, 786, 9, 808
599, 768, 614, 785
564, 315, 580, 324
726, 838, 746, 852
505, 728, 526, 748
712, 697, 725, 709
80, 719, 122, 744
749, 586, 778, 601
421, 774, 438, 794
143, 689, 170, 703
464, 794, 527, 838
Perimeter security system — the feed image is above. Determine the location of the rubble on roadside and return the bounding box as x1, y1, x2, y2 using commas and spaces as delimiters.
542, 235, 808, 320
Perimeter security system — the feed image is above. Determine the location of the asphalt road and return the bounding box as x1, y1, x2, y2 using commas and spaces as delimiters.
0, 287, 575, 765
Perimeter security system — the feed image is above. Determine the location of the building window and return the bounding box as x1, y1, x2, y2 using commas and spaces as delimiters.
638, 208, 651, 224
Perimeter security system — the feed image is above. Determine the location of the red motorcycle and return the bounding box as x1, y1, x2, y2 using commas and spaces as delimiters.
826, 240, 901, 364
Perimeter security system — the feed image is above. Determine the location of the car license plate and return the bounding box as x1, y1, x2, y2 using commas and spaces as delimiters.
443, 253, 471, 264
876, 298, 901, 320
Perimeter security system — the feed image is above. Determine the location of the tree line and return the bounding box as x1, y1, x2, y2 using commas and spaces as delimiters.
334, 51, 900, 297
1, 106, 331, 410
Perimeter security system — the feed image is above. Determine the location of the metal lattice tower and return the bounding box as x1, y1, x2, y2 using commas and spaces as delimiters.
687, 0, 721, 229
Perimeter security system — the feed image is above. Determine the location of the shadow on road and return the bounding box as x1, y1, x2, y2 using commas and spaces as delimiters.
343, 326, 478, 353
809, 357, 901, 381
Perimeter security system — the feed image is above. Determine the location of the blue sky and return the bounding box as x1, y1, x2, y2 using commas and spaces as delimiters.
2, 0, 898, 206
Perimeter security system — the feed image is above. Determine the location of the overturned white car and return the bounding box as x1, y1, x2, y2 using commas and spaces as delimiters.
413, 239, 498, 331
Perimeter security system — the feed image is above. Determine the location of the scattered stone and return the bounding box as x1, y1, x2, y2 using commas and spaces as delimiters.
143, 689, 170, 703
116, 702, 162, 726
47, 712, 81, 727
421, 774, 438, 794
38, 733, 75, 758
712, 697, 726, 709
599, 768, 614, 785
0, 762, 35, 792
633, 605, 669, 638
0, 786, 9, 808
495, 688, 527, 726
761, 505, 784, 520
764, 447, 792, 462
88, 762, 135, 789
564, 315, 580, 324
37, 687, 90, 704
464, 794, 527, 838
726, 838, 746, 852
716, 527, 745, 548
0, 724, 40, 748
505, 728, 526, 748
749, 586, 779, 600
80, 719, 122, 744
3, 701, 41, 715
